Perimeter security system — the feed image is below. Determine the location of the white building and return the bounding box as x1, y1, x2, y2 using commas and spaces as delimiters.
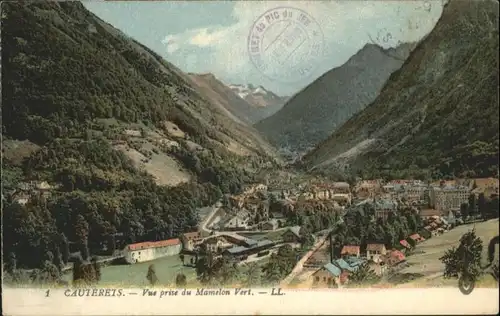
429, 185, 470, 211
123, 238, 182, 264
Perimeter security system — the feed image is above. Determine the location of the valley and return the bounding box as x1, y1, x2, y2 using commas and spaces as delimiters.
2, 0, 498, 292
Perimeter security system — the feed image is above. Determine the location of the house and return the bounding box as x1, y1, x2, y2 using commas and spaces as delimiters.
341, 245, 361, 258
123, 238, 182, 264
262, 219, 279, 231
203, 236, 232, 253
312, 263, 342, 288
408, 233, 425, 243
180, 231, 202, 251
399, 240, 411, 250
282, 226, 302, 243
366, 244, 387, 263
384, 250, 406, 266
419, 208, 443, 221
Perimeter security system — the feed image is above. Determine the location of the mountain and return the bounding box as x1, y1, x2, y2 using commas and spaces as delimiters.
254, 42, 415, 153
187, 73, 257, 125
2, 1, 279, 189
2, 1, 282, 268
303, 0, 499, 180
229, 83, 288, 122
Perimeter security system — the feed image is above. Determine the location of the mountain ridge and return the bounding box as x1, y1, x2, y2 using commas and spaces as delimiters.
254, 41, 416, 153
303, 0, 499, 180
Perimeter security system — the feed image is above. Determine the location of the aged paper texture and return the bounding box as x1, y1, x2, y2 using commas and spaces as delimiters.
2, 0, 499, 315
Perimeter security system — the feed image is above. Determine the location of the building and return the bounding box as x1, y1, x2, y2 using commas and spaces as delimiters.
404, 184, 429, 204
123, 238, 182, 264
418, 208, 443, 221
341, 245, 361, 258
221, 234, 258, 248
471, 178, 499, 199
368, 261, 387, 276
374, 199, 398, 221
355, 180, 382, 198
180, 232, 202, 251
383, 250, 406, 266
222, 239, 275, 260
408, 233, 425, 244
203, 236, 233, 253
333, 258, 359, 273
282, 226, 302, 243
262, 219, 279, 231
429, 185, 470, 211
331, 193, 352, 206
331, 182, 351, 194
366, 244, 387, 263
223, 210, 251, 230
312, 263, 342, 288
243, 183, 268, 195
399, 240, 411, 250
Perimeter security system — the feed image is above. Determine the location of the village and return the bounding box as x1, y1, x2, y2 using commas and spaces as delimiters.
5, 173, 498, 287
110, 175, 499, 287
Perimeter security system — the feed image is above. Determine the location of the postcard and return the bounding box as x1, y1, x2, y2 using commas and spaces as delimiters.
2, 0, 499, 315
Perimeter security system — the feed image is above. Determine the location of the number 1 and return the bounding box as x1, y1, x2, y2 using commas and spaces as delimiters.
45, 289, 50, 297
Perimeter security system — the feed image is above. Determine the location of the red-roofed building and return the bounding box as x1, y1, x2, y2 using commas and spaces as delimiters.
400, 240, 411, 249
384, 250, 406, 266
341, 245, 361, 258
124, 238, 182, 264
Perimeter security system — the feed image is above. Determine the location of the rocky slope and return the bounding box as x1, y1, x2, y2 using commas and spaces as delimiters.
187, 74, 255, 125
303, 0, 499, 179
254, 43, 415, 153
2, 1, 279, 191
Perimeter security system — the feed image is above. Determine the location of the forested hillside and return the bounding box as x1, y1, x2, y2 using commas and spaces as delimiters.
1, 1, 276, 273
303, 0, 499, 180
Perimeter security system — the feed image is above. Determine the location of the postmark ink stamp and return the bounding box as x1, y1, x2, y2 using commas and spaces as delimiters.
247, 7, 324, 83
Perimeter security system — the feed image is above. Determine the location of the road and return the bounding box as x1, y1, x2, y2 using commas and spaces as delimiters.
198, 202, 222, 236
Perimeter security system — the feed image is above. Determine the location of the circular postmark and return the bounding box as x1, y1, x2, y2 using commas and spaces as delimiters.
247, 7, 324, 83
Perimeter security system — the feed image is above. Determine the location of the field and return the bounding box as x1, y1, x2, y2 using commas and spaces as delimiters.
62, 254, 197, 287
397, 218, 499, 288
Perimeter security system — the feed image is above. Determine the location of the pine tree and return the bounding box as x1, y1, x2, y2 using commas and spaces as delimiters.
440, 229, 483, 281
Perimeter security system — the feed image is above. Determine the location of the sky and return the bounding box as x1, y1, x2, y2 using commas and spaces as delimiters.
83, 1, 445, 96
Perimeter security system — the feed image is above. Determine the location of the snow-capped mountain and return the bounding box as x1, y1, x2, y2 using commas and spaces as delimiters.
228, 84, 288, 110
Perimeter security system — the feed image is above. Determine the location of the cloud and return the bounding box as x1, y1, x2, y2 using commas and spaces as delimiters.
161, 1, 444, 95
